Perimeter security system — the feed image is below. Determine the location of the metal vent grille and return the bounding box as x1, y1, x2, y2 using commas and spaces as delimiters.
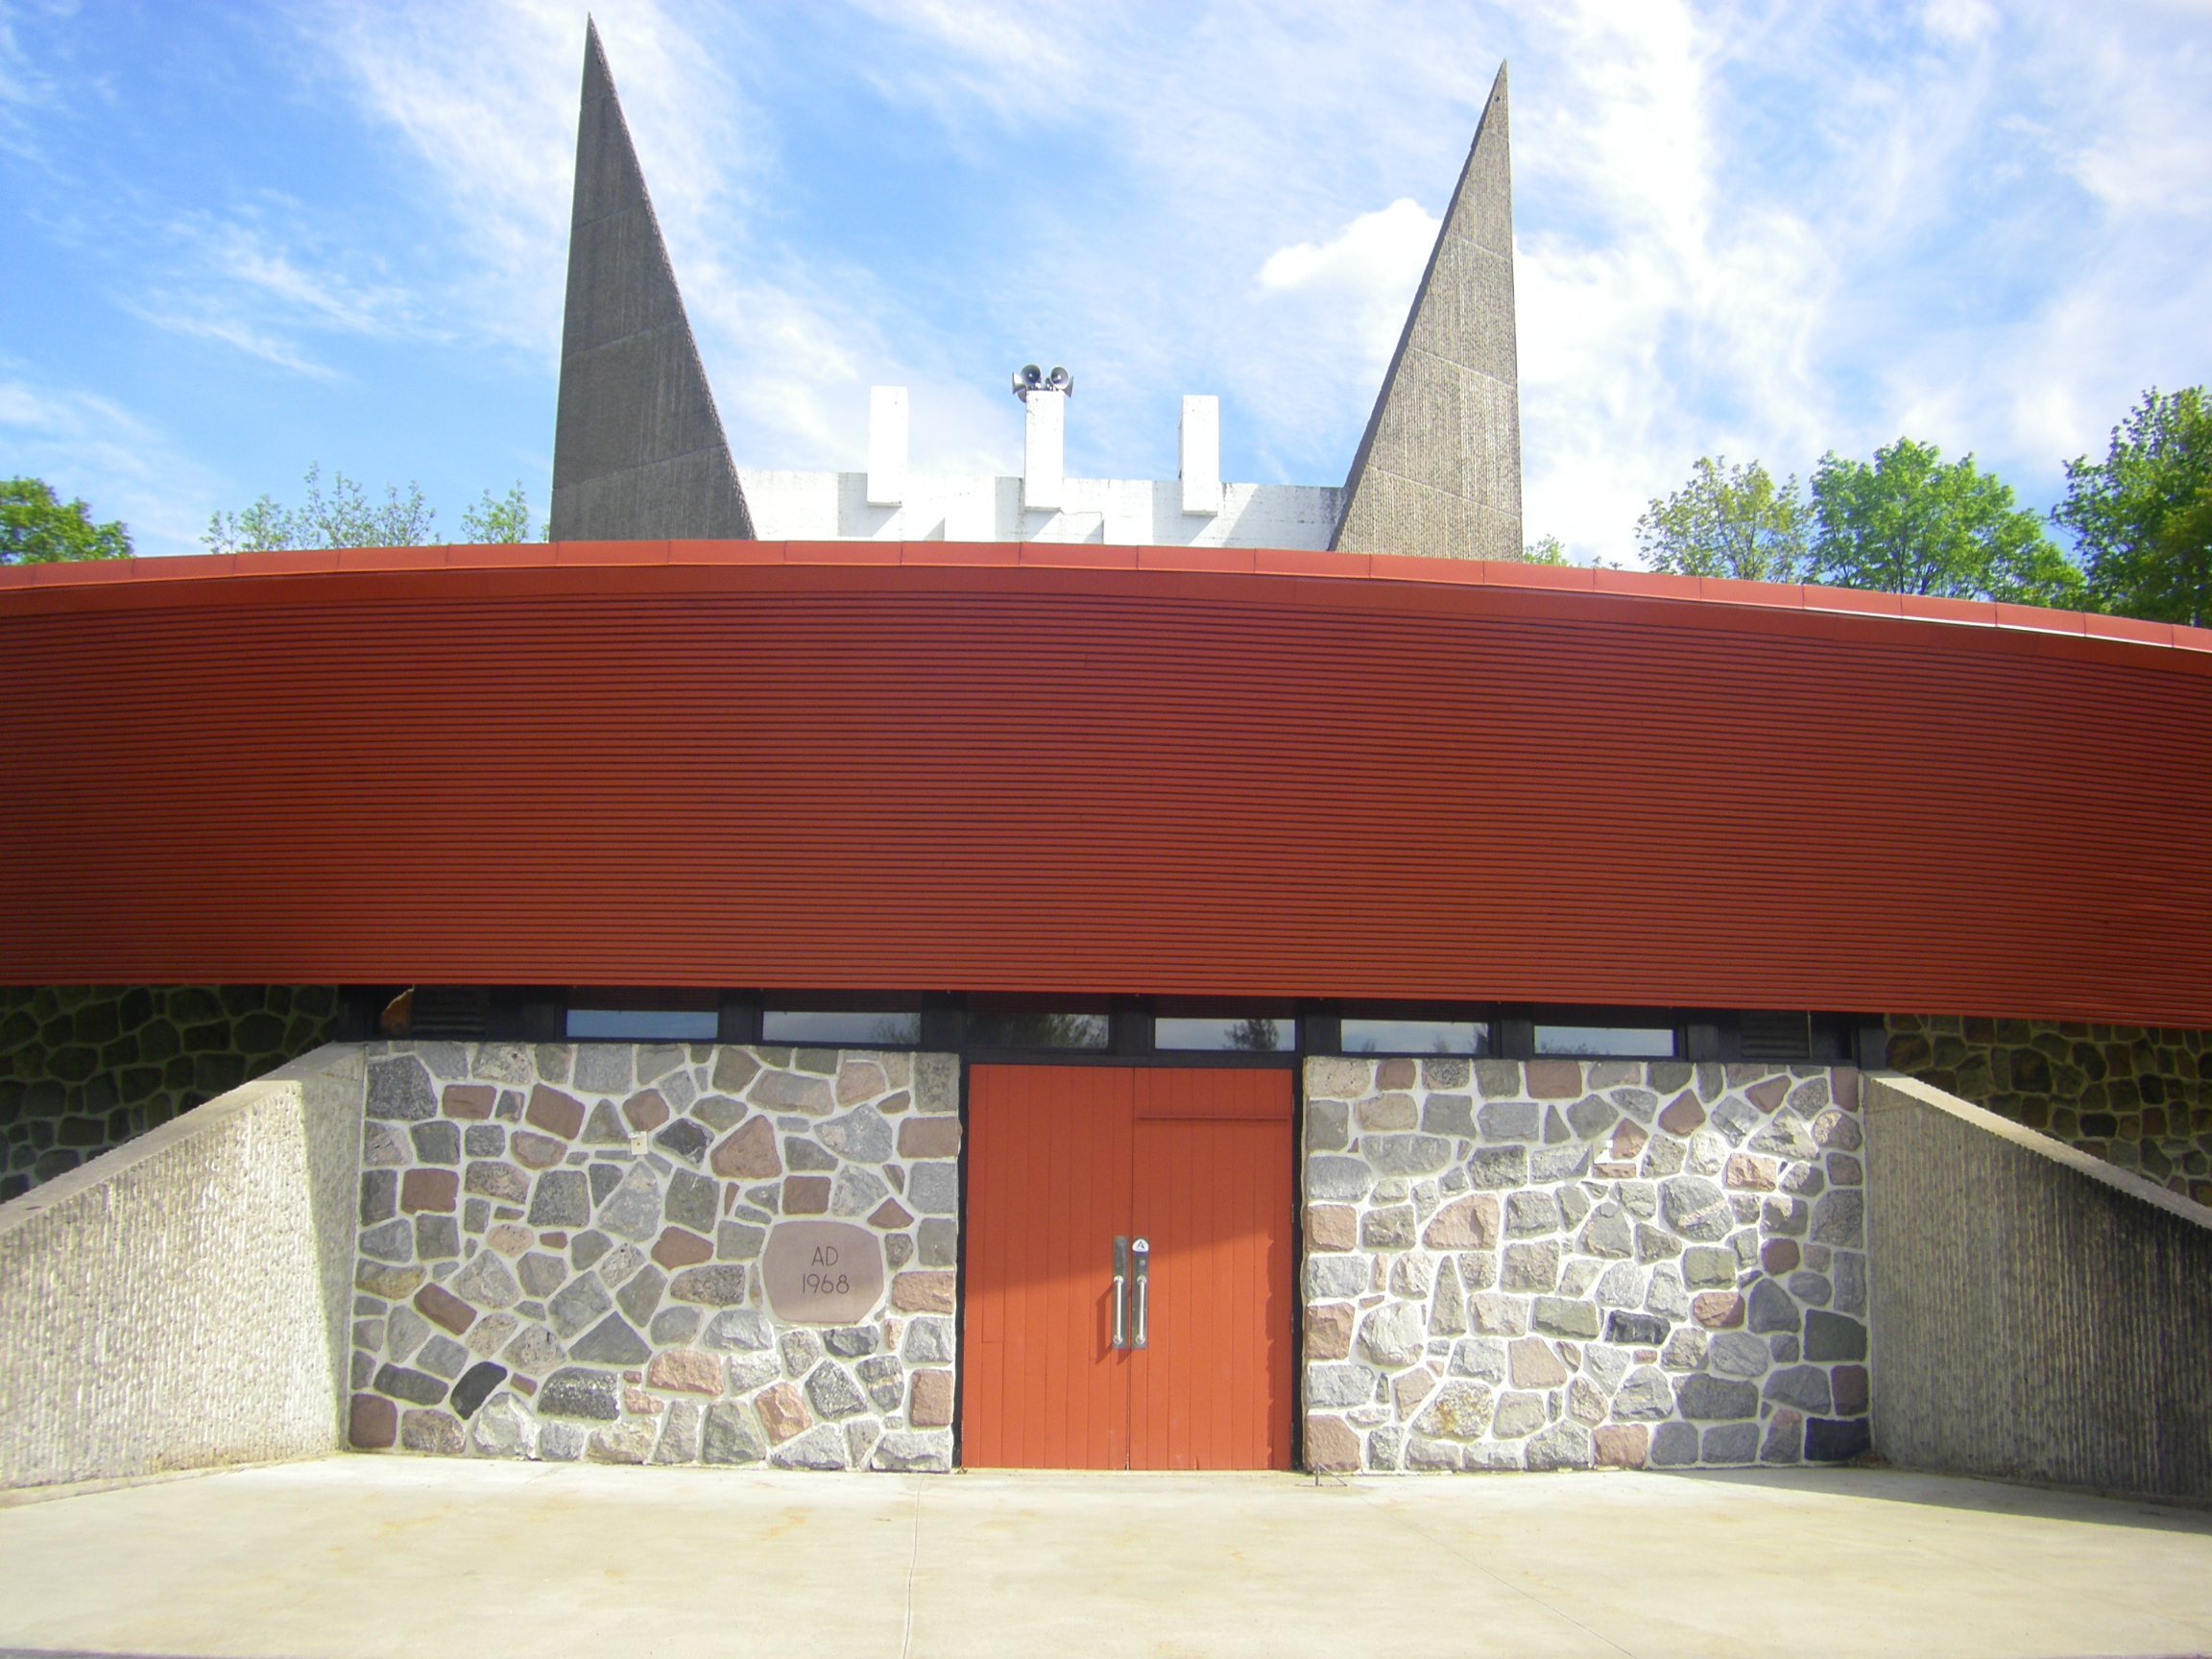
1739, 1011, 1811, 1062
409, 985, 490, 1039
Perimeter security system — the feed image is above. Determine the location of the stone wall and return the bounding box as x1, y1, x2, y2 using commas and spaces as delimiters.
1301, 1057, 1870, 1475
1, 1045, 363, 1490
1864, 1070, 2212, 1503
346, 1042, 959, 1473
1, 985, 337, 1199
1886, 1016, 2211, 1203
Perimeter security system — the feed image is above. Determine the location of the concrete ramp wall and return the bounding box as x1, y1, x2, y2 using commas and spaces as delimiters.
1864, 1070, 2212, 1502
0, 1045, 365, 1489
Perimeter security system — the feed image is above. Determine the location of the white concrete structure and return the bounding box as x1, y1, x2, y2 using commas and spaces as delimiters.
864, 386, 906, 508
1180, 395, 1222, 518
1022, 382, 1067, 514
742, 385, 1340, 548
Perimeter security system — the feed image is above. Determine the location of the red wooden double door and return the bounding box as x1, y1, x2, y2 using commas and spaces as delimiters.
963, 1065, 1295, 1470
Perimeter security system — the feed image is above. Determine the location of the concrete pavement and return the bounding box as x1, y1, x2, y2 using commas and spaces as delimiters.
2, 1456, 2209, 1658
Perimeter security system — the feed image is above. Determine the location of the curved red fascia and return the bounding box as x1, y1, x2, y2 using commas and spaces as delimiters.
3, 541, 2208, 1022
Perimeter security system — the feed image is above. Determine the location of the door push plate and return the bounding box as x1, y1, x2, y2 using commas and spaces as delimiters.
1112, 1236, 1130, 1350
1131, 1237, 1149, 1349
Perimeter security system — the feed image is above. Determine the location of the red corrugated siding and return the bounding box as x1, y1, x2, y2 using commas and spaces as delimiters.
3, 543, 2208, 1022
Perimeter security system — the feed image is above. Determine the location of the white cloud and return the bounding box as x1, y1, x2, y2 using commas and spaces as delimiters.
1257, 198, 1439, 365
0, 369, 226, 556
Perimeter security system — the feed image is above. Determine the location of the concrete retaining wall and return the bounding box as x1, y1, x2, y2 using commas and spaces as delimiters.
1864, 1070, 2212, 1502
0, 1044, 365, 1489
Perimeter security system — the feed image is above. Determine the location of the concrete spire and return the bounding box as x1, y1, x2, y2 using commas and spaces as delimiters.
1330, 63, 1520, 561
549, 19, 754, 541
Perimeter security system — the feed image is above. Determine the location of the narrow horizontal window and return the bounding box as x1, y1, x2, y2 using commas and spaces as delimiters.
566, 988, 717, 1042
1156, 1015, 1292, 1053
967, 1007, 1111, 1049
1534, 1024, 1675, 1059
762, 1008, 923, 1046
1340, 1019, 1487, 1056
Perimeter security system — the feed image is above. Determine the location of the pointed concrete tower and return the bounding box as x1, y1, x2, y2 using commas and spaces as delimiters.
1331, 63, 1520, 561
550, 19, 754, 541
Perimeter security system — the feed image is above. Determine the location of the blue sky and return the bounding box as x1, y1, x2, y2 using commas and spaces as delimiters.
2, 1, 2208, 561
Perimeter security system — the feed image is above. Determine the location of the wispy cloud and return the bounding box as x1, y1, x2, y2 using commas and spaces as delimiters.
0, 367, 225, 555
4, 1, 2206, 565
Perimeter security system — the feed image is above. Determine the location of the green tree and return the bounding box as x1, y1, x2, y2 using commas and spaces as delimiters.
1806, 437, 2083, 608
1520, 534, 1570, 565
1, 477, 132, 564
459, 482, 541, 542
204, 463, 437, 553
2053, 387, 2212, 627
1635, 456, 1806, 583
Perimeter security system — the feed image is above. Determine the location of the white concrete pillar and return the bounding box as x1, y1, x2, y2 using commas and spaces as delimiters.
867, 385, 907, 507
1023, 388, 1066, 513
1180, 395, 1221, 517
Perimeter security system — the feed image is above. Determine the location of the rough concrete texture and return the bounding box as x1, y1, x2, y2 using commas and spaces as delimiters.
549, 20, 753, 542
4, 1457, 2210, 1658
0, 1045, 365, 1489
1332, 62, 1521, 562
1865, 1070, 2212, 1501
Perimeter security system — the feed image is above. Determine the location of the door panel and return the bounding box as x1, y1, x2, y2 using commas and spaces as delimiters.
964, 1065, 1132, 1470
965, 1064, 1294, 1471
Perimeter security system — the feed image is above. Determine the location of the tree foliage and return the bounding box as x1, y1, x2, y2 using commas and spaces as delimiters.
1805, 438, 2082, 608
1, 477, 132, 564
1520, 534, 1570, 565
460, 482, 538, 543
203, 466, 544, 553
1635, 456, 1806, 583
2053, 386, 2212, 628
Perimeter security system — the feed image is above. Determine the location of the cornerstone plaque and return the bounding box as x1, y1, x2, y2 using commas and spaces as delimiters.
760, 1220, 885, 1325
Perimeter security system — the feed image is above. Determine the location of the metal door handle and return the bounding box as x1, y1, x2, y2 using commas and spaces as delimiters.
1131, 1237, 1149, 1349
1111, 1236, 1129, 1350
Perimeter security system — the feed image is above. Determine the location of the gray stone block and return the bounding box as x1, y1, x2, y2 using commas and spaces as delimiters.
373, 1363, 446, 1407
548, 1273, 613, 1339
1505, 1190, 1560, 1237
902, 1316, 955, 1363
1363, 1134, 1453, 1175
1649, 1420, 1700, 1467
1421, 1094, 1476, 1138
1764, 1364, 1834, 1413
1307, 1363, 1380, 1408
907, 1162, 958, 1215
1478, 1101, 1540, 1142
1465, 1145, 1527, 1189
872, 1430, 952, 1472
367, 1057, 436, 1121
703, 1308, 775, 1353
1307, 1156, 1375, 1201
1747, 1279, 1801, 1335
770, 1424, 851, 1470
1612, 1365, 1674, 1421
569, 1313, 651, 1365
1707, 1332, 1770, 1378
1676, 1374, 1759, 1421
1661, 1176, 1732, 1241
916, 1217, 958, 1266
539, 1366, 621, 1420
1803, 1310, 1867, 1362
614, 1262, 666, 1326
595, 1164, 663, 1241
528, 1170, 590, 1228
1530, 1297, 1599, 1339
1701, 1422, 1760, 1465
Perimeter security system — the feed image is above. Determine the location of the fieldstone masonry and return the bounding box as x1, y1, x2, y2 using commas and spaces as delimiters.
2, 985, 336, 1199
347, 1043, 957, 1472
1301, 1057, 1870, 1474
1887, 1015, 2211, 1202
